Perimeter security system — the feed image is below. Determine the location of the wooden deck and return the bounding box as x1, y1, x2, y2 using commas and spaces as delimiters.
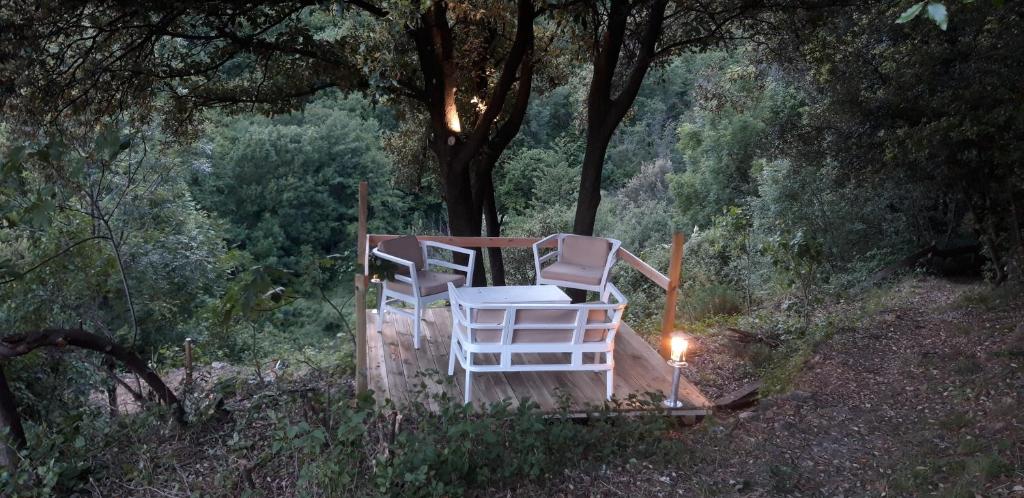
364, 307, 711, 416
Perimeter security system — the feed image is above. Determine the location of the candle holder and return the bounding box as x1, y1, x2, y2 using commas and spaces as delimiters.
663, 334, 689, 409
664, 358, 688, 408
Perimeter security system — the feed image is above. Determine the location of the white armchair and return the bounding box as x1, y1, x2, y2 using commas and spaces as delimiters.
373, 235, 475, 349
533, 233, 621, 294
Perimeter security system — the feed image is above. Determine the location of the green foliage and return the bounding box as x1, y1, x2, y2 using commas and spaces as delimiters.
257, 382, 682, 497
191, 92, 418, 269
1, 409, 109, 496
497, 137, 583, 216
0, 130, 224, 351
792, 0, 1024, 282
669, 54, 802, 232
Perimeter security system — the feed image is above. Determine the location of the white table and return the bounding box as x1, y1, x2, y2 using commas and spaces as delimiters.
454, 285, 570, 305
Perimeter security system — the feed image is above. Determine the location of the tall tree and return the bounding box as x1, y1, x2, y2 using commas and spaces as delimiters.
0, 0, 542, 285
567, 1, 767, 236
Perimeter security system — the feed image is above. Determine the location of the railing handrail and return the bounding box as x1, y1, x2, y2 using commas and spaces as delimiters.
365, 234, 671, 291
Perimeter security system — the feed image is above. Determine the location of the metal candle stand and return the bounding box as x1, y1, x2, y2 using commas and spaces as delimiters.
663, 358, 687, 409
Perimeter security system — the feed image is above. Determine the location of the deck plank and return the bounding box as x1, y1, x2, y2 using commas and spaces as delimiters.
364, 314, 390, 405
616, 322, 711, 408
392, 313, 439, 412
380, 314, 412, 408
428, 310, 468, 404
407, 313, 448, 411
612, 326, 666, 403
419, 309, 463, 405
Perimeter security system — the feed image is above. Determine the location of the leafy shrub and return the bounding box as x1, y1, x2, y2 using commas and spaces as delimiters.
680, 283, 744, 322
262, 379, 685, 497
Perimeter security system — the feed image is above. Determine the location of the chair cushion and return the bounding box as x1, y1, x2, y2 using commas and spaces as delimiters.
377, 235, 423, 274
540, 261, 605, 286
385, 270, 465, 296
466, 308, 611, 343
560, 235, 612, 268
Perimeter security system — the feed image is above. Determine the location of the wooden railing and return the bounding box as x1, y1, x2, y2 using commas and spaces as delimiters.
353, 181, 685, 394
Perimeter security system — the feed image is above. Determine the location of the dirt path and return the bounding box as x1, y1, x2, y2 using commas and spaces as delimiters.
533, 278, 1024, 497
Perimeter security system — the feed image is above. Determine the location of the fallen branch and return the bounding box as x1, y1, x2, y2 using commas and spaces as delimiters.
724, 327, 781, 348
0, 328, 184, 423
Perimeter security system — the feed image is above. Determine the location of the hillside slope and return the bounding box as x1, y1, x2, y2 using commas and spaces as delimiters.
533, 278, 1024, 497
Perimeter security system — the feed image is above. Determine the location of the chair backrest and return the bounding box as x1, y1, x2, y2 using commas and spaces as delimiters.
449, 283, 627, 346
377, 235, 424, 274
560, 235, 613, 268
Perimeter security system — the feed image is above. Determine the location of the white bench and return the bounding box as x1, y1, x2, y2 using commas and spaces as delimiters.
447, 282, 628, 404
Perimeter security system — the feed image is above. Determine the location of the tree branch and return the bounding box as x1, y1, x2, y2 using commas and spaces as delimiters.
0, 328, 184, 423
0, 236, 110, 286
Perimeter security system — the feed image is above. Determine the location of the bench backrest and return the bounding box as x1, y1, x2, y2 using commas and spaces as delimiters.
448, 283, 627, 347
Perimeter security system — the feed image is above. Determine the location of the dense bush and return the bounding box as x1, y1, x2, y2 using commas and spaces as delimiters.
263, 383, 682, 497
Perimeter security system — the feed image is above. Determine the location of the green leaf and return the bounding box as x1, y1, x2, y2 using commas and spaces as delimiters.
926, 2, 948, 30
22, 197, 56, 228
896, 1, 926, 23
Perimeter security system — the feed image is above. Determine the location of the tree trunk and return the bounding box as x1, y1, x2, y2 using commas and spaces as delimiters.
104, 356, 119, 418
1005, 184, 1023, 282
410, 0, 534, 287
481, 169, 506, 286
571, 0, 666, 238
0, 366, 25, 475
444, 164, 487, 286
573, 136, 612, 236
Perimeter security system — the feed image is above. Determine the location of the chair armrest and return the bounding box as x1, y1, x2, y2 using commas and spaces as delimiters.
371, 248, 418, 285
421, 240, 475, 285
600, 283, 627, 306
532, 233, 562, 278
598, 238, 623, 289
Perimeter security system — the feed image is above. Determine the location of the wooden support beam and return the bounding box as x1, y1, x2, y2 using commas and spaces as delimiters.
660, 232, 685, 357
368, 234, 553, 249
358, 181, 368, 274
366, 234, 673, 291
354, 273, 368, 395
617, 248, 669, 290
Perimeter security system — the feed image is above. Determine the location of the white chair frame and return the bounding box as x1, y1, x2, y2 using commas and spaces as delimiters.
448, 282, 627, 404
373, 240, 475, 349
533, 233, 622, 294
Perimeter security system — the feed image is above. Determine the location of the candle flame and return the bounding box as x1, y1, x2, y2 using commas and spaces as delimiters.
670, 336, 688, 363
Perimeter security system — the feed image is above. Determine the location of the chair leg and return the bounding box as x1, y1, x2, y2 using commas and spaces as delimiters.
606, 369, 614, 400
375, 293, 386, 333
413, 302, 422, 349
464, 370, 473, 404
448, 340, 457, 376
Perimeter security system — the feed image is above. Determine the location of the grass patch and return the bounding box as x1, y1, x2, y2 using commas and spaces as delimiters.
681, 284, 746, 323
890, 438, 1014, 497
752, 315, 840, 394
951, 357, 983, 376
937, 411, 973, 432
951, 284, 1022, 311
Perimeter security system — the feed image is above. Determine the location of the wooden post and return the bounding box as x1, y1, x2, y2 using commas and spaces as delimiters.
660, 232, 685, 357
355, 181, 369, 395
355, 273, 368, 395
357, 180, 368, 274
184, 338, 194, 385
